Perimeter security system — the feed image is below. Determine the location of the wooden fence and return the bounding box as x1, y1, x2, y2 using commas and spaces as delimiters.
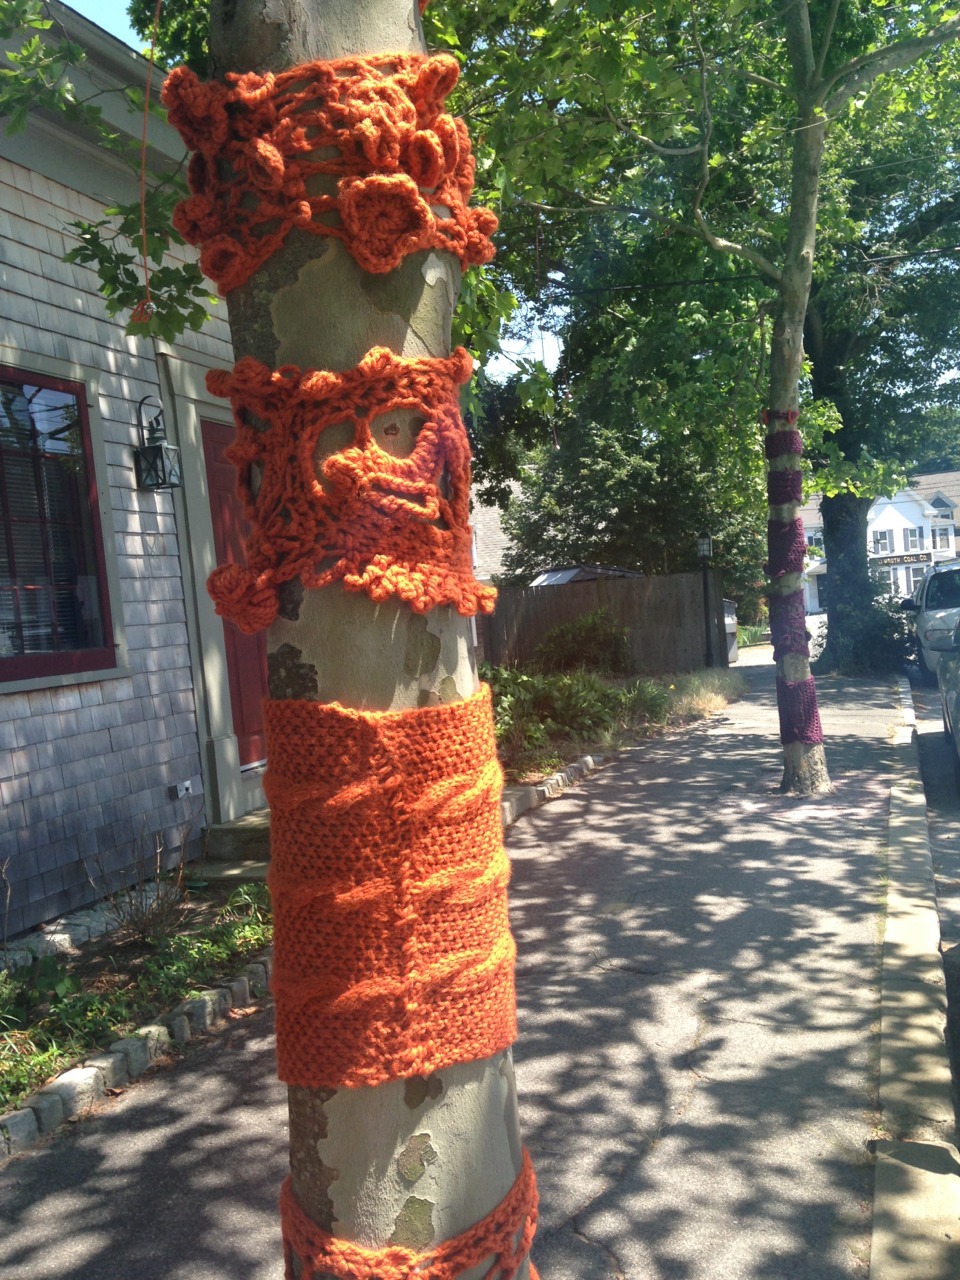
477, 572, 728, 674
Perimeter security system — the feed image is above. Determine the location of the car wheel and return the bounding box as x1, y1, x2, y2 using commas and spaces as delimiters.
921, 652, 939, 686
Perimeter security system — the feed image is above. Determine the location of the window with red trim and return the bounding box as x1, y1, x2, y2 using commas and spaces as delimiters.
0, 367, 115, 682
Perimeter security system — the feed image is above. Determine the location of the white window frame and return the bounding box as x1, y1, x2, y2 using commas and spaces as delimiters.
873, 529, 892, 554
932, 525, 951, 550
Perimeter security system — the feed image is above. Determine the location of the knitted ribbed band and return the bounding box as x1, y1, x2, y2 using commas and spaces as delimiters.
765, 518, 807, 579
280, 1148, 539, 1279
205, 346, 497, 631
264, 686, 517, 1089
777, 676, 824, 745
769, 590, 809, 662
162, 52, 496, 293
764, 431, 804, 460
762, 408, 799, 425
767, 469, 803, 506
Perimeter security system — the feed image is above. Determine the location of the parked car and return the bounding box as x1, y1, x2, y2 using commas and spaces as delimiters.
930, 617, 960, 785
900, 559, 960, 678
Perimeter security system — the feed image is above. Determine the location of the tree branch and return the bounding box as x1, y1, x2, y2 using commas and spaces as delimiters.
683, 6, 782, 287
821, 15, 960, 114
683, 216, 784, 284
783, 0, 817, 94
814, 0, 842, 82
893, 191, 960, 249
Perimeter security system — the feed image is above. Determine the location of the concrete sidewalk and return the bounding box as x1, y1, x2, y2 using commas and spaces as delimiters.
509, 663, 959, 1279
0, 665, 957, 1279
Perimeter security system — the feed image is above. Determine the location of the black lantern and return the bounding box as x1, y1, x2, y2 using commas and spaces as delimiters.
134, 396, 182, 490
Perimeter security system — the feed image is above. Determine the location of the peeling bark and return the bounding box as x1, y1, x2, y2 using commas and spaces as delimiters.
766, 12, 832, 796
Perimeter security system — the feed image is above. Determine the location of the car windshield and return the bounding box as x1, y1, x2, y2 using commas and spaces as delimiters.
925, 569, 960, 610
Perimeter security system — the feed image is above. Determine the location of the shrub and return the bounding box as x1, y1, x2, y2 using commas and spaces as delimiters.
620, 678, 671, 725
811, 586, 912, 675
737, 622, 768, 647
533, 609, 631, 674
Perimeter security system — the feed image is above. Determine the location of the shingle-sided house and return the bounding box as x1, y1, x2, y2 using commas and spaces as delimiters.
0, 3, 269, 941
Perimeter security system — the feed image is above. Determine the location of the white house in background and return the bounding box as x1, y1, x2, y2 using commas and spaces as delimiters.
800, 483, 958, 614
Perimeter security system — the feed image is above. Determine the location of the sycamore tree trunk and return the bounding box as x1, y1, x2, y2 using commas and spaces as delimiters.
804, 298, 874, 668
766, 12, 832, 795
818, 491, 873, 670
208, 1, 530, 1275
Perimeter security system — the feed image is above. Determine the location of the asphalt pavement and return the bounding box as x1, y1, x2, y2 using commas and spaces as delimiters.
1, 657, 958, 1279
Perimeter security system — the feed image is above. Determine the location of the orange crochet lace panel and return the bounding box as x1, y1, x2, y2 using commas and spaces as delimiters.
281, 1148, 539, 1280
205, 345, 496, 631
162, 52, 497, 293
264, 686, 517, 1090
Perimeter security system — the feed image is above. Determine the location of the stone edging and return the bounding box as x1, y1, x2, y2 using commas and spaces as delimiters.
501, 753, 605, 828
1, 751, 606, 1160
869, 679, 960, 1279
0, 950, 274, 1159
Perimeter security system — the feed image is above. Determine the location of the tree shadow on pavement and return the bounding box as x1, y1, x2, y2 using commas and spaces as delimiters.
0, 669, 896, 1280
514, 670, 894, 1279
0, 1009, 287, 1280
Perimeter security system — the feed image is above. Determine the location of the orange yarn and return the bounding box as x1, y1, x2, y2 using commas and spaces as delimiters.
162, 52, 497, 293
280, 1148, 539, 1280
205, 345, 497, 630
264, 686, 517, 1089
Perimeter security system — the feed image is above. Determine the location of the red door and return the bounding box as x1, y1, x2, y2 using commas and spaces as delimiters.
202, 420, 268, 766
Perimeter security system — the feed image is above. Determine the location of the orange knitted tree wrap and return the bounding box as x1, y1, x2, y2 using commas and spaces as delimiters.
161, 52, 497, 293
205, 345, 497, 631
280, 1148, 539, 1280
264, 686, 518, 1090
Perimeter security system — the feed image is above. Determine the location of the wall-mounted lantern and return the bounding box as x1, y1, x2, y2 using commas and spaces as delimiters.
134, 396, 182, 491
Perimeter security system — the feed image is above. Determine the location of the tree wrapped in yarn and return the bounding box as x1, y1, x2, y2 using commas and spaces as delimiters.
162, 51, 497, 294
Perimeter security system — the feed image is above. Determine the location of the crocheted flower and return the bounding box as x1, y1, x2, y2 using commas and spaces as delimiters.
228, 69, 276, 105
200, 235, 249, 293
162, 66, 230, 152
433, 115, 462, 176
452, 119, 474, 193
173, 194, 221, 244
337, 80, 417, 169
405, 130, 446, 189
465, 207, 498, 264
339, 174, 433, 273
207, 563, 279, 633
246, 137, 286, 192
228, 72, 279, 141
413, 55, 460, 123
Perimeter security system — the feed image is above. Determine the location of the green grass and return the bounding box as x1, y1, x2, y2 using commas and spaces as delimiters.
0, 883, 272, 1114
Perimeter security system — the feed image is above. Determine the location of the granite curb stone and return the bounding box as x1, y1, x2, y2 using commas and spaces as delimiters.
868, 680, 960, 1279
0, 948, 274, 1157
0, 1107, 39, 1155
0, 753, 600, 1158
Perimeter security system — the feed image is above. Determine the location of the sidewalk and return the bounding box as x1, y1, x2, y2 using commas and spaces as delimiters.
0, 663, 957, 1279
508, 660, 958, 1279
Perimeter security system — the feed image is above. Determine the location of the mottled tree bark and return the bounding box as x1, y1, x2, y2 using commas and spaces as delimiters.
767, 7, 832, 795
818, 491, 872, 671
208, 1, 529, 1276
